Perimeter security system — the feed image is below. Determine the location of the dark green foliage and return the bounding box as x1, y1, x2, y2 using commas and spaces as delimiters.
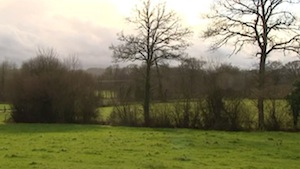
286, 81, 300, 129
9, 54, 99, 123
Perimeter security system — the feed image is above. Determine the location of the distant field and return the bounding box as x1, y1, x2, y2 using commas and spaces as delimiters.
0, 124, 299, 169
0, 104, 11, 124
98, 106, 113, 121
99, 90, 116, 99
0, 104, 11, 110
98, 99, 292, 126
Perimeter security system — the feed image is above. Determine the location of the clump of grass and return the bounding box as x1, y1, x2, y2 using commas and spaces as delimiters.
174, 154, 191, 162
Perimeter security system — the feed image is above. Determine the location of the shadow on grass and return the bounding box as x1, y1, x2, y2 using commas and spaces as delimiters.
0, 123, 177, 134
0, 123, 107, 134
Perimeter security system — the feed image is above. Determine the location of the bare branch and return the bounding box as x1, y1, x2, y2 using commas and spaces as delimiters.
203, 0, 300, 129
203, 0, 300, 57
110, 0, 192, 65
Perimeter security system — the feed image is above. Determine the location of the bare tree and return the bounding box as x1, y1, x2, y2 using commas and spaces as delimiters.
110, 0, 192, 126
203, 0, 300, 129
64, 53, 82, 70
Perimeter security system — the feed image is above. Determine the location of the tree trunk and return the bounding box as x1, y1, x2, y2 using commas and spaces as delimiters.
143, 63, 151, 127
258, 55, 266, 130
257, 97, 264, 129
293, 117, 298, 130
293, 111, 298, 130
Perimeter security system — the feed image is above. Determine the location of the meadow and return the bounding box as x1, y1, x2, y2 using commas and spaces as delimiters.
1, 102, 299, 169
0, 121, 300, 168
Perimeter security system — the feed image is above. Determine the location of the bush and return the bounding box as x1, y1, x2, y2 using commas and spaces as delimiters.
224, 99, 252, 131
151, 104, 173, 128
108, 105, 143, 126
286, 81, 300, 129
171, 101, 201, 128
201, 95, 251, 131
8, 52, 99, 123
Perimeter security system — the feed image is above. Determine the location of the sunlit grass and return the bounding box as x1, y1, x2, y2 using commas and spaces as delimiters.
98, 106, 113, 121
0, 104, 11, 124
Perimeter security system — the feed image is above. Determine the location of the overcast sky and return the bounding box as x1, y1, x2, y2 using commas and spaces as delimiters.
0, 0, 299, 69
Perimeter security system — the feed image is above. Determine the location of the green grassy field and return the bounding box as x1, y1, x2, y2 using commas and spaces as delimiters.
0, 123, 299, 169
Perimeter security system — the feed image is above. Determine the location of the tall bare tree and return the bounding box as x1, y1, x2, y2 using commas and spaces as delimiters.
110, 0, 192, 126
203, 0, 300, 129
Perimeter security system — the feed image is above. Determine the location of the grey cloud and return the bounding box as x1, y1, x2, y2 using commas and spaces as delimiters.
0, 0, 292, 70
47, 17, 119, 68
0, 26, 36, 64
187, 40, 258, 69
0, 1, 118, 68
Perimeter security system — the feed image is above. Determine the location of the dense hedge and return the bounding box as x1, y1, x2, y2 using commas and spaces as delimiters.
9, 55, 99, 123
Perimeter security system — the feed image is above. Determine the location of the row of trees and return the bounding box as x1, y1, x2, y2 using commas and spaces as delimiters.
109, 0, 300, 129
98, 59, 300, 130
1, 0, 300, 130
1, 55, 299, 129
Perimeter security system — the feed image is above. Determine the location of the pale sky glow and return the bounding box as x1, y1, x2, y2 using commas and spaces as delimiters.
0, 0, 297, 69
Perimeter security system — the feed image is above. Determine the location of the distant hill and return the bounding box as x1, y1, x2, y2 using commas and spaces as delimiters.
85, 67, 105, 77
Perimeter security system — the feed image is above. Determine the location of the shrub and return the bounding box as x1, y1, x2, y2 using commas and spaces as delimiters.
108, 105, 143, 126
108, 84, 143, 126
171, 100, 203, 129
224, 99, 251, 131
8, 52, 99, 123
286, 81, 300, 129
151, 104, 173, 128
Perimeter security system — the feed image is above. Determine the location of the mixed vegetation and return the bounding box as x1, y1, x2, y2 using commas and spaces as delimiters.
97, 62, 300, 130
1, 48, 300, 130
0, 0, 300, 168
0, 0, 299, 131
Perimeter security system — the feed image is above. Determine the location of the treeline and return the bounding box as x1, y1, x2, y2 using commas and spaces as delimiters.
1, 54, 300, 130
98, 58, 300, 130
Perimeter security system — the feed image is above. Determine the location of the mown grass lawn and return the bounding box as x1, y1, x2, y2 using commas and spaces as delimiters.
0, 123, 299, 169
